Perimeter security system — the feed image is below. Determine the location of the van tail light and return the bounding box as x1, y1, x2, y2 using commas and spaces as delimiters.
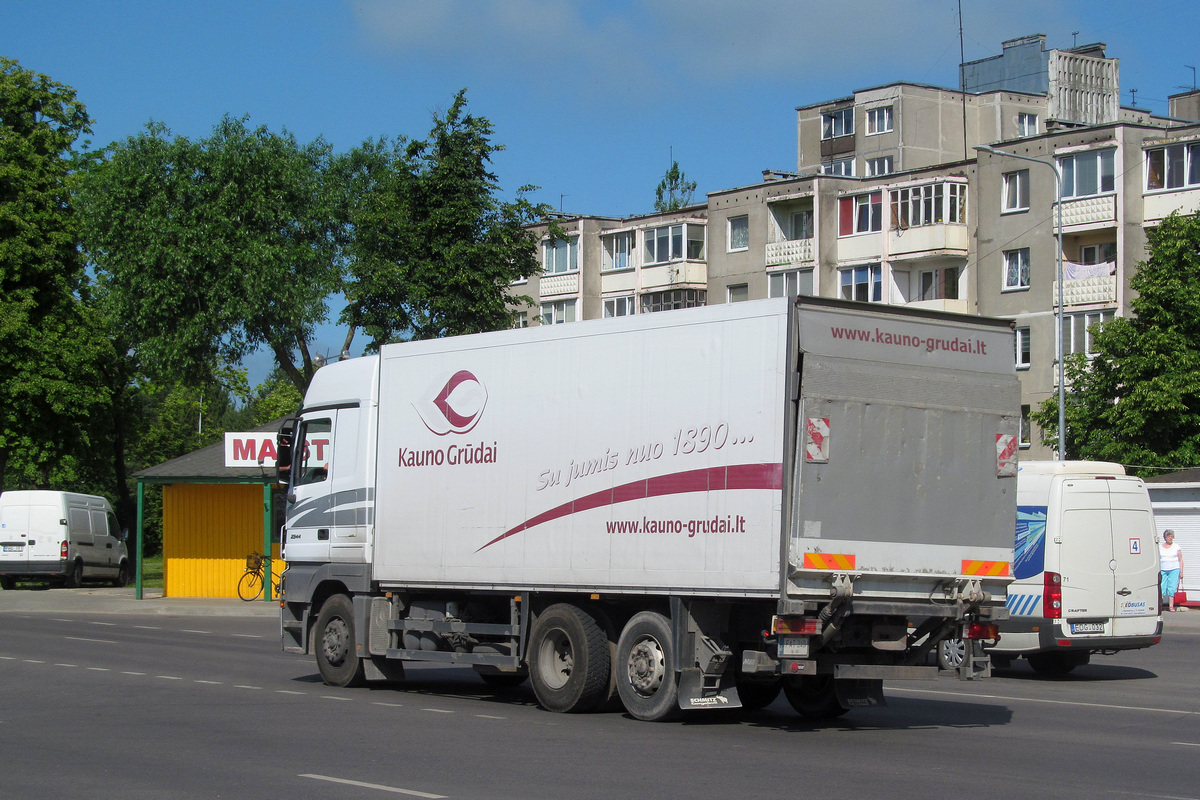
1044, 572, 1063, 619
964, 622, 1000, 640
60, 541, 69, 559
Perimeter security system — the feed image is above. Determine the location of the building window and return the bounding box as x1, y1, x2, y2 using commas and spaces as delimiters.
866, 156, 894, 177
1015, 326, 1031, 369
601, 231, 633, 271
1146, 142, 1200, 191
728, 215, 749, 251
822, 107, 854, 139
948, 183, 967, 223
540, 299, 576, 325
866, 106, 893, 135
1003, 170, 1029, 212
641, 289, 706, 314
728, 284, 749, 303
1059, 149, 1115, 199
513, 311, 528, 328
789, 209, 814, 240
839, 264, 882, 303
1017, 113, 1038, 137
644, 223, 704, 264
603, 296, 635, 318
839, 192, 882, 236
891, 183, 967, 228
917, 267, 960, 301
1063, 310, 1113, 357
1004, 248, 1030, 290
821, 157, 855, 176
1080, 242, 1117, 265
1020, 405, 1032, 448
769, 269, 814, 298
542, 236, 578, 274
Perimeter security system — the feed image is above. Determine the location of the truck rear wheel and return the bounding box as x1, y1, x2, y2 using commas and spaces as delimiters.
616, 611, 682, 722
314, 594, 366, 687
783, 675, 848, 719
528, 603, 610, 713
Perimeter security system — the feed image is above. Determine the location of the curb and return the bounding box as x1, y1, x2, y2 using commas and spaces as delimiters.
0, 586, 280, 617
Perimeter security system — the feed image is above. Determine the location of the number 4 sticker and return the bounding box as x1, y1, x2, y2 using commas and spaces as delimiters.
1130, 538, 1141, 555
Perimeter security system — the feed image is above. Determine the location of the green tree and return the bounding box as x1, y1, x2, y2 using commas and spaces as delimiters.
653, 160, 697, 212
77, 117, 344, 394
343, 90, 546, 348
0, 57, 109, 490
1034, 212, 1200, 474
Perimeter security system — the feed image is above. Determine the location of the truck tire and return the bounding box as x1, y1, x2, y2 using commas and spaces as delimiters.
64, 560, 83, 589
615, 611, 682, 722
314, 594, 366, 688
527, 603, 610, 713
783, 675, 848, 719
735, 675, 782, 711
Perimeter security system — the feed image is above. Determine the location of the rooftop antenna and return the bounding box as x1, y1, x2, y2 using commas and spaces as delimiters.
1072, 30, 1079, 48
1130, 88, 1138, 106
559, 194, 567, 213
1184, 65, 1197, 91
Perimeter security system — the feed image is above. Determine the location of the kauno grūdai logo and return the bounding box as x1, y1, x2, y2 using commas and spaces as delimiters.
413, 370, 488, 436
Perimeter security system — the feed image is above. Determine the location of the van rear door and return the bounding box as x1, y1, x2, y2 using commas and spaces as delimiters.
0, 500, 63, 569
1058, 477, 1159, 634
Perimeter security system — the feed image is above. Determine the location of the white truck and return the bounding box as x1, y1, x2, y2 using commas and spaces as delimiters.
277, 296, 1020, 720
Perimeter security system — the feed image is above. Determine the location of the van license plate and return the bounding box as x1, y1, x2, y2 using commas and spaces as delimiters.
2, 545, 21, 552
1070, 622, 1105, 634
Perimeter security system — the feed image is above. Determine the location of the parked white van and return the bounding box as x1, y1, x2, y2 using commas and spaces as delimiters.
941, 461, 1162, 675
0, 491, 130, 590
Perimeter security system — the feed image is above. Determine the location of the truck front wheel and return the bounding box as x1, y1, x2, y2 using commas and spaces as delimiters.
314, 595, 366, 688
528, 603, 610, 713
616, 611, 682, 722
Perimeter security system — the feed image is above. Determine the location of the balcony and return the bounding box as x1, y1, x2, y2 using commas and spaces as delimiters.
640, 260, 707, 292
887, 223, 969, 261
766, 238, 814, 267
1052, 261, 1116, 306
1144, 186, 1200, 225
1056, 195, 1116, 230
540, 272, 579, 298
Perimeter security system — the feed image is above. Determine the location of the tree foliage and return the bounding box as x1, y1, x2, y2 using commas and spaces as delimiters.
342, 90, 546, 348
653, 160, 697, 212
1034, 212, 1200, 474
0, 57, 110, 490
77, 117, 344, 393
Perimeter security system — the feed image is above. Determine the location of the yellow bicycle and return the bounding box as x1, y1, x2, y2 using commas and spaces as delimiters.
237, 551, 281, 601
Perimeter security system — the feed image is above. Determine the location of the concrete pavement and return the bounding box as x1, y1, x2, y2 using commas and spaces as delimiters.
0, 584, 280, 617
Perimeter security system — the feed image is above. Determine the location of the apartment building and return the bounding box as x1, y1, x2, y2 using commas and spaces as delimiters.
511, 36, 1200, 460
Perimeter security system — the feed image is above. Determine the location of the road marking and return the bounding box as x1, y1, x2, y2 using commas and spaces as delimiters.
65, 636, 117, 644
87, 667, 110, 672
234, 685, 261, 690
372, 702, 404, 707
421, 708, 454, 714
299, 774, 447, 798
891, 686, 1200, 716
90, 621, 116, 626
155, 675, 182, 680
322, 695, 352, 701
231, 634, 261, 639
0, 656, 15, 660
181, 629, 210, 635
134, 625, 161, 630
277, 690, 306, 695
54, 663, 77, 668
195, 680, 222, 685
1172, 741, 1200, 747
475, 714, 505, 719
122, 671, 145, 676
24, 660, 45, 664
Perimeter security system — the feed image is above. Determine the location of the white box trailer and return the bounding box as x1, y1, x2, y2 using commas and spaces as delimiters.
278, 296, 1020, 720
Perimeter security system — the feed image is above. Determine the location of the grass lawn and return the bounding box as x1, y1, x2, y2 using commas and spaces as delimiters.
138, 554, 164, 589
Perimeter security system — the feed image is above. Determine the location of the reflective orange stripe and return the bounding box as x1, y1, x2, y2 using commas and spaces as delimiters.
802, 553, 856, 570
961, 560, 1010, 577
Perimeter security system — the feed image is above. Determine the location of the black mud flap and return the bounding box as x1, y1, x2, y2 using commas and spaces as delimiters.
835, 678, 886, 710
677, 668, 742, 711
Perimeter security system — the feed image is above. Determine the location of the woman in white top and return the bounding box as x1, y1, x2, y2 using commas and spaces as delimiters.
1160, 530, 1185, 612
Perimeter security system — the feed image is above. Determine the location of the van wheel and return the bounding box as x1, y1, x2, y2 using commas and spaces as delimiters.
616, 611, 682, 722
64, 560, 83, 589
0, 576, 14, 590
113, 561, 130, 588
938, 637, 967, 670
1027, 651, 1088, 677
527, 603, 610, 713
783, 675, 849, 719
314, 595, 366, 687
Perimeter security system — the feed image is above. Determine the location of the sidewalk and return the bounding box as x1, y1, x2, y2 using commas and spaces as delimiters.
0, 585, 280, 617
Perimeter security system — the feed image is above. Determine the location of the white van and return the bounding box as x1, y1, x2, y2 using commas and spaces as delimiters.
0, 491, 130, 590
941, 461, 1162, 675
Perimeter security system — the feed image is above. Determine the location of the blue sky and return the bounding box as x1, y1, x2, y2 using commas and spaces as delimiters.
4, 0, 1198, 380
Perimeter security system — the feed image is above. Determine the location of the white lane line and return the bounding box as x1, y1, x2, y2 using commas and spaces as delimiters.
50, 618, 72, 622
155, 675, 182, 680
134, 625, 161, 630
475, 714, 505, 720
195, 680, 222, 685
87, 667, 110, 672
322, 695, 352, 701
299, 774, 447, 798
231, 634, 261, 639
234, 685, 261, 690
54, 663, 77, 668
372, 702, 404, 707
181, 630, 210, 635
65, 636, 117, 644
90, 621, 116, 626
122, 671, 145, 676
0, 656, 15, 660
277, 690, 306, 695
24, 660, 45, 664
890, 686, 1200, 716
1172, 741, 1200, 747
421, 708, 454, 714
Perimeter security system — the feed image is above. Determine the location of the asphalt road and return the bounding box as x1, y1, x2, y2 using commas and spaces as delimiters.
3, 588, 1200, 800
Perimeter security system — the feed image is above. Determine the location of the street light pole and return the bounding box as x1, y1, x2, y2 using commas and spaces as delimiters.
975, 145, 1067, 461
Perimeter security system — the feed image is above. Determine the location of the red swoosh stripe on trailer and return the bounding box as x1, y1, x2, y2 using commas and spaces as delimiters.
475, 463, 783, 552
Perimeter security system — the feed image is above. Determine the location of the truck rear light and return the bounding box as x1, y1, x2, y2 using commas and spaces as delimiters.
772, 616, 821, 635
60, 541, 68, 558
964, 622, 1000, 640
1044, 572, 1063, 619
